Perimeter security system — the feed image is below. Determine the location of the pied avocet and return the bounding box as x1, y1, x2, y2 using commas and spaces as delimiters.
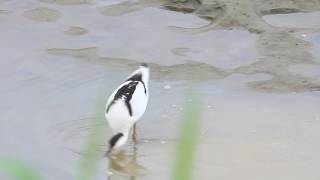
105, 64, 149, 154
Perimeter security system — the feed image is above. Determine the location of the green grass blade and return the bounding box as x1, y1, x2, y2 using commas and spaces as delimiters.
0, 155, 43, 180
173, 97, 201, 180
76, 85, 107, 180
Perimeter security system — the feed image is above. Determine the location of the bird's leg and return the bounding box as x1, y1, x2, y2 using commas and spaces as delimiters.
132, 123, 137, 144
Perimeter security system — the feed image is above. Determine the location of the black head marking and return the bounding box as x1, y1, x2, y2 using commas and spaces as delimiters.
109, 133, 124, 149
140, 63, 148, 67
127, 73, 142, 82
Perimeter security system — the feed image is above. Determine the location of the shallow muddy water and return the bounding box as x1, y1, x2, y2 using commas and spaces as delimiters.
0, 0, 320, 180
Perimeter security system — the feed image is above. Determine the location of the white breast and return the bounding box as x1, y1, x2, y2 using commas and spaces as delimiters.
105, 81, 148, 133
105, 100, 132, 133
129, 82, 148, 121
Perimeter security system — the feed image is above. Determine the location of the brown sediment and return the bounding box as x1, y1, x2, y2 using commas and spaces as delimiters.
232, 30, 320, 93
99, 0, 169, 16
47, 47, 99, 59
22, 7, 61, 22
0, 9, 11, 13
38, 0, 94, 5
248, 75, 320, 93
47, 47, 141, 68
170, 47, 190, 56
150, 61, 230, 80
64, 26, 88, 36
163, 0, 320, 92
46, 47, 228, 80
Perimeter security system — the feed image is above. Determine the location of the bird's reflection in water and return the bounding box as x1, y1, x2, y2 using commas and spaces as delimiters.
107, 146, 148, 180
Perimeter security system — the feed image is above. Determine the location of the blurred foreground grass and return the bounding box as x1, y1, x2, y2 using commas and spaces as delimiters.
0, 95, 201, 180
173, 97, 201, 180
0, 155, 42, 180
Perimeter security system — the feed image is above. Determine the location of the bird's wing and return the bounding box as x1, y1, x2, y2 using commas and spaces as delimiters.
129, 82, 148, 119
105, 81, 130, 112
106, 80, 143, 116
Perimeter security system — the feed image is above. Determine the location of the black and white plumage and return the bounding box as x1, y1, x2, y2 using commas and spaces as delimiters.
105, 64, 149, 153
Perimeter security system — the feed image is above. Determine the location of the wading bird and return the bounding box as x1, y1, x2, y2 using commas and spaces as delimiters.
105, 64, 149, 154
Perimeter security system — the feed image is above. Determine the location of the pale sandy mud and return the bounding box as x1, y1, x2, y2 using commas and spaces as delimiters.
263, 11, 320, 28
289, 64, 320, 79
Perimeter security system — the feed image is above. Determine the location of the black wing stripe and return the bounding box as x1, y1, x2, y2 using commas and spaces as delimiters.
106, 81, 138, 116
125, 101, 132, 116
126, 73, 147, 94
106, 101, 114, 113
141, 81, 147, 94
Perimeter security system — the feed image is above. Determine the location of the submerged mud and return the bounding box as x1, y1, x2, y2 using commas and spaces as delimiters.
22, 7, 61, 22
47, 47, 229, 80
64, 26, 88, 36
0, 9, 10, 13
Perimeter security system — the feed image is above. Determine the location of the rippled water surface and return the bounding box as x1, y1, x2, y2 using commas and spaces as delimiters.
1, 0, 320, 179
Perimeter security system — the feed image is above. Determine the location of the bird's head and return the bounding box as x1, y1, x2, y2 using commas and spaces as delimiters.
107, 132, 128, 155
127, 63, 149, 85
138, 63, 149, 85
